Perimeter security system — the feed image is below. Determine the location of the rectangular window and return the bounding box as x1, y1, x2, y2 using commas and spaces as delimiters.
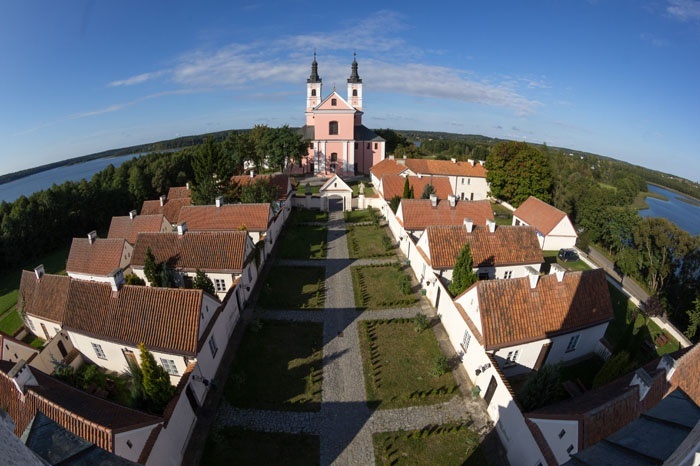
214, 278, 226, 292
505, 350, 519, 366
27, 319, 36, 331
367, 142, 370, 149
566, 334, 580, 353
566, 445, 574, 455
209, 336, 218, 358
468, 178, 471, 185
160, 358, 179, 375
374, 143, 378, 149
92, 342, 107, 360
461, 331, 471, 352
503, 270, 513, 279
461, 178, 465, 185
558, 429, 566, 439
354, 142, 358, 149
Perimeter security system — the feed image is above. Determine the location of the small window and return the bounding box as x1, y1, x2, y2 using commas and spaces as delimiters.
331, 153, 338, 162
214, 278, 226, 293
92, 342, 107, 360
566, 335, 580, 353
461, 178, 465, 185
374, 143, 378, 149
127, 440, 133, 449
352, 89, 357, 96
566, 445, 574, 455
209, 336, 219, 358
505, 350, 519, 366
514, 219, 521, 226
558, 429, 566, 439
27, 319, 36, 331
160, 358, 179, 375
467, 178, 471, 185
367, 142, 370, 149
461, 331, 471, 352
331, 98, 337, 106
311, 89, 316, 96
329, 121, 338, 135
247, 268, 252, 282
503, 271, 513, 279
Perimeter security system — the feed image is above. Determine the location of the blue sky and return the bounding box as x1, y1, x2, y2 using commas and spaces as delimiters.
1, 0, 699, 181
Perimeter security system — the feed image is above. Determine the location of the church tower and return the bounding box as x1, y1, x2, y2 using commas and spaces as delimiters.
346, 52, 363, 111
306, 52, 322, 111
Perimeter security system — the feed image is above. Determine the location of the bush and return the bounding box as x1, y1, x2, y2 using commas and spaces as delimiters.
400, 275, 412, 295
413, 314, 429, 333
592, 351, 636, 388
431, 355, 449, 377
519, 363, 565, 411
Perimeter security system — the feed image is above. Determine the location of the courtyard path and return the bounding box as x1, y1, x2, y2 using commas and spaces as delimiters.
215, 210, 491, 465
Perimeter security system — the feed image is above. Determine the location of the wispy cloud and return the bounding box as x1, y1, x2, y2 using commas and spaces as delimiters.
107, 10, 539, 115
640, 32, 670, 47
666, 0, 700, 21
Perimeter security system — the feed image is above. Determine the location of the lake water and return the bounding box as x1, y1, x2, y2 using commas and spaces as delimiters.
0, 154, 141, 203
639, 184, 700, 236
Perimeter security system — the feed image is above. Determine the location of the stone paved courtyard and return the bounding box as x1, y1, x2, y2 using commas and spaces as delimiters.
214, 210, 495, 465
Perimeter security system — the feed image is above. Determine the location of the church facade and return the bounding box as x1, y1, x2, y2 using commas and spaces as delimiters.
301, 54, 385, 177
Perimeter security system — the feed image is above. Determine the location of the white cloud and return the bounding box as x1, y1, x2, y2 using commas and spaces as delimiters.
108, 71, 166, 87
667, 0, 700, 21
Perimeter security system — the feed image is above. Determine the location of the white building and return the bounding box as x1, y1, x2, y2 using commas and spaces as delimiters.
512, 196, 578, 251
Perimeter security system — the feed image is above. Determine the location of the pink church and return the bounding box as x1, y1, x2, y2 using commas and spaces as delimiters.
301, 54, 385, 176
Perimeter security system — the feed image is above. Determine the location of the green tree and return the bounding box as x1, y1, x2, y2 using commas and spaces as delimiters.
685, 298, 700, 339
138, 343, 175, 414
421, 183, 436, 199
448, 243, 478, 296
266, 125, 308, 170
192, 137, 231, 205
519, 363, 564, 411
374, 129, 410, 154
389, 195, 401, 213
402, 177, 414, 199
144, 247, 158, 287
240, 178, 279, 204
193, 268, 216, 295
486, 141, 553, 206
124, 274, 146, 286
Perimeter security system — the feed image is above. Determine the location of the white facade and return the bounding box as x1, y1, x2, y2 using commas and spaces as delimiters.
528, 418, 580, 464
449, 174, 489, 202
24, 314, 61, 341
115, 425, 159, 463
513, 214, 577, 251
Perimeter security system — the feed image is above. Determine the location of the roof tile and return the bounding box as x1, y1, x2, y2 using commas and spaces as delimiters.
18, 271, 70, 323
400, 199, 494, 231
66, 238, 126, 277
178, 203, 271, 232
512, 196, 568, 235
107, 214, 169, 244
167, 186, 192, 200
141, 197, 191, 224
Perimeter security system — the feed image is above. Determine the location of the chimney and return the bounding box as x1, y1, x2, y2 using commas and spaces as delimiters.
108, 268, 125, 293
186, 182, 190, 190
397, 157, 406, 166
8, 360, 38, 394
389, 155, 395, 160
177, 222, 188, 236
448, 194, 456, 208
479, 160, 486, 166
215, 196, 224, 208
87, 230, 97, 244
250, 170, 255, 178
33, 264, 45, 280
129, 210, 137, 219
468, 159, 475, 166
159, 195, 166, 206
629, 368, 653, 401
463, 218, 474, 233
430, 194, 438, 207
657, 354, 677, 382
451, 157, 457, 164
550, 263, 565, 282
486, 219, 496, 233
526, 266, 539, 288
417, 174, 422, 179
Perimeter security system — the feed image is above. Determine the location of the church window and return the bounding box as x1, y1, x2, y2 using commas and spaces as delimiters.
329, 121, 338, 135
330, 153, 338, 162
311, 89, 316, 96
352, 89, 357, 96
331, 98, 337, 106
330, 153, 338, 173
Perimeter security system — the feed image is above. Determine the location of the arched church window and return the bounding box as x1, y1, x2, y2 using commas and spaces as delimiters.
311, 89, 316, 96
329, 121, 338, 135
331, 98, 337, 106
352, 89, 358, 97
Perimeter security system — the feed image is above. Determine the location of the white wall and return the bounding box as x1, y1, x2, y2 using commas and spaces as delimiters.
65, 271, 113, 284
452, 176, 489, 201
24, 314, 61, 340
115, 424, 159, 463
528, 417, 579, 464
545, 323, 609, 365
493, 340, 548, 376
145, 385, 196, 466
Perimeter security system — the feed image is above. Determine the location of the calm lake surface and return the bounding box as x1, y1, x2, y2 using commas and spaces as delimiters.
0, 154, 141, 203
640, 184, 700, 236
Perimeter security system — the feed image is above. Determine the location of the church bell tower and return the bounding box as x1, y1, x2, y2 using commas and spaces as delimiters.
347, 52, 363, 111
306, 52, 322, 111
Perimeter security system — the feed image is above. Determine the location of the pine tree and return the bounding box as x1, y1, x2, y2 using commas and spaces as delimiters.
448, 243, 478, 296
138, 343, 175, 414
402, 176, 411, 199
421, 183, 435, 199
193, 268, 216, 295
144, 247, 158, 286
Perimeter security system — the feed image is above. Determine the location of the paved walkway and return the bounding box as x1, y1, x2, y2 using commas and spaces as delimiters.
214, 211, 494, 465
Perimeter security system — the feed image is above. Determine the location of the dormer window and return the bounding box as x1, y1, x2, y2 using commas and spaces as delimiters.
331, 98, 337, 106
329, 121, 338, 135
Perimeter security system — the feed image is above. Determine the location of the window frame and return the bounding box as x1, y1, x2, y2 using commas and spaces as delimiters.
214, 278, 226, 293
566, 334, 581, 353
91, 342, 107, 360
209, 335, 219, 358
504, 349, 519, 367
160, 358, 179, 376
329, 121, 339, 135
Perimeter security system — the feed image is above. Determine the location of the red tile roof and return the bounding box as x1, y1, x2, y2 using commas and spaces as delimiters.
131, 231, 249, 273
370, 158, 410, 178
0, 361, 161, 453
426, 225, 543, 269
476, 269, 613, 349
141, 197, 191, 224
178, 203, 271, 232
400, 199, 494, 231
167, 186, 192, 199
63, 281, 205, 356
18, 271, 70, 323
405, 158, 487, 177
512, 196, 568, 235
381, 174, 454, 200
669, 343, 700, 405
107, 214, 169, 244
231, 174, 291, 201
66, 238, 126, 277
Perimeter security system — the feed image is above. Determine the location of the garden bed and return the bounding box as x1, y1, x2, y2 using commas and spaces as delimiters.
258, 266, 325, 310
204, 427, 319, 465
347, 224, 395, 259
278, 225, 327, 260
352, 264, 417, 309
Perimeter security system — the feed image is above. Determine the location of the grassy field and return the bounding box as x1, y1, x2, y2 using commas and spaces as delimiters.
203, 428, 320, 466
542, 250, 591, 272
352, 264, 418, 309
0, 246, 70, 316
288, 208, 328, 225
344, 208, 379, 223
225, 320, 323, 411
360, 319, 458, 409
258, 266, 325, 309
278, 225, 327, 260
491, 202, 513, 226
347, 225, 395, 259
0, 311, 22, 335
374, 423, 488, 466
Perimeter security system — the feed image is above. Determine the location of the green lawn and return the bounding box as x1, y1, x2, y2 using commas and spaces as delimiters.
225, 320, 323, 411
294, 185, 321, 197
491, 202, 513, 226
203, 428, 319, 466
344, 207, 379, 223
258, 266, 325, 309
352, 264, 418, 309
542, 250, 590, 272
288, 208, 328, 225
0, 246, 70, 315
347, 225, 395, 259
374, 424, 488, 466
0, 310, 22, 335
360, 319, 458, 409
278, 226, 327, 260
